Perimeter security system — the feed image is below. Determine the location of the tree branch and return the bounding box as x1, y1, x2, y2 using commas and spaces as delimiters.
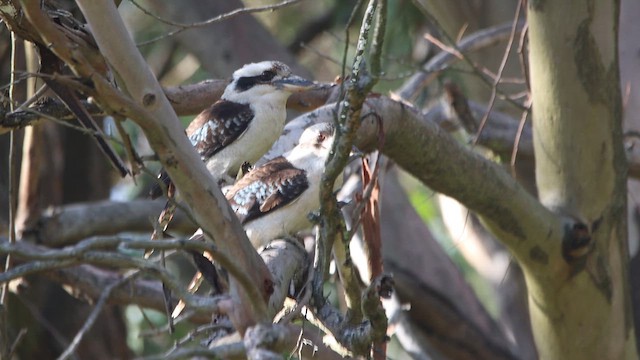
260, 239, 309, 318
23, 200, 196, 247
0, 237, 233, 313
397, 20, 526, 101
292, 96, 563, 270
316, 0, 381, 316
56, 271, 134, 360
0, 80, 335, 134
14, 0, 270, 329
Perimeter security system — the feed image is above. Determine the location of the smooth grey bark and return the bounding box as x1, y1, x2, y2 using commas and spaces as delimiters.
620, 0, 640, 349
527, 0, 636, 358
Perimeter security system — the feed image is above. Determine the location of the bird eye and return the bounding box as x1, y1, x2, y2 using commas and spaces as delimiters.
316, 133, 326, 143
259, 70, 276, 81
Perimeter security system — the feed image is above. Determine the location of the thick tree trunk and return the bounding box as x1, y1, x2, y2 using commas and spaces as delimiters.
527, 0, 636, 358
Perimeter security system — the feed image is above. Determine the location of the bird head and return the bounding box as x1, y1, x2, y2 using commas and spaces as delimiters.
285, 122, 336, 172
222, 61, 315, 103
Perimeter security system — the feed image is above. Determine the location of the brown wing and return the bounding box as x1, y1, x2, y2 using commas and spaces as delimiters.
186, 100, 254, 161
226, 157, 309, 224
150, 100, 253, 198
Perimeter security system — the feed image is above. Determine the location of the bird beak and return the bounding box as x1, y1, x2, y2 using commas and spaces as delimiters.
348, 146, 363, 163
273, 75, 316, 92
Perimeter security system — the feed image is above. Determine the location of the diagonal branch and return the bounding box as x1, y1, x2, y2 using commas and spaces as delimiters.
397, 20, 526, 101
56, 272, 135, 360
295, 96, 563, 271
17, 0, 270, 329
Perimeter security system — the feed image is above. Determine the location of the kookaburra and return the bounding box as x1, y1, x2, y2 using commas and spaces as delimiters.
172, 122, 344, 318
150, 60, 316, 198
225, 122, 341, 248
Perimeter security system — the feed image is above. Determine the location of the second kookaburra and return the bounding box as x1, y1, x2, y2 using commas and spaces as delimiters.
226, 122, 341, 248
150, 60, 315, 198
173, 123, 343, 318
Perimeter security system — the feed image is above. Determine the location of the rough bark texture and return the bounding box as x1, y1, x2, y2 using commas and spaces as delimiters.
528, 0, 636, 358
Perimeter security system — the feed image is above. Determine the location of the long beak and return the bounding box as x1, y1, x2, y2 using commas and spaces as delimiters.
273, 75, 316, 92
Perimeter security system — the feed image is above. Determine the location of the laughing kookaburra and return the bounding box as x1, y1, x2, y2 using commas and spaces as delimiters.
225, 122, 341, 248
150, 61, 315, 198
172, 122, 342, 318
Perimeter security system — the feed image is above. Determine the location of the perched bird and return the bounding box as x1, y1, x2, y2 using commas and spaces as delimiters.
226, 122, 341, 248
172, 122, 344, 318
150, 60, 316, 198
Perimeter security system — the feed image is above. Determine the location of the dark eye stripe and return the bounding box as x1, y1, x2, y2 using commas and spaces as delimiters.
259, 70, 276, 81
235, 76, 258, 92
235, 70, 277, 92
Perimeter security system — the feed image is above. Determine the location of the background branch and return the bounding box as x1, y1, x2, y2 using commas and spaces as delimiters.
25, 200, 196, 247
0, 80, 336, 134
292, 95, 563, 269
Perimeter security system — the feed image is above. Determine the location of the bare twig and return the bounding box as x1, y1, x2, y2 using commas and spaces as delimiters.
309, 278, 391, 356
369, 0, 387, 78
171, 321, 234, 349
510, 100, 532, 171
310, 0, 367, 314
7, 328, 27, 359
2, 30, 19, 306
14, 295, 75, 359
113, 117, 140, 177
14, 83, 48, 111
56, 272, 137, 360
0, 236, 237, 313
517, 22, 530, 92
412, 4, 527, 111
332, 230, 363, 321
1, 31, 20, 358
134, 0, 306, 46
473, 0, 524, 145
12, 249, 207, 324
397, 20, 526, 101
